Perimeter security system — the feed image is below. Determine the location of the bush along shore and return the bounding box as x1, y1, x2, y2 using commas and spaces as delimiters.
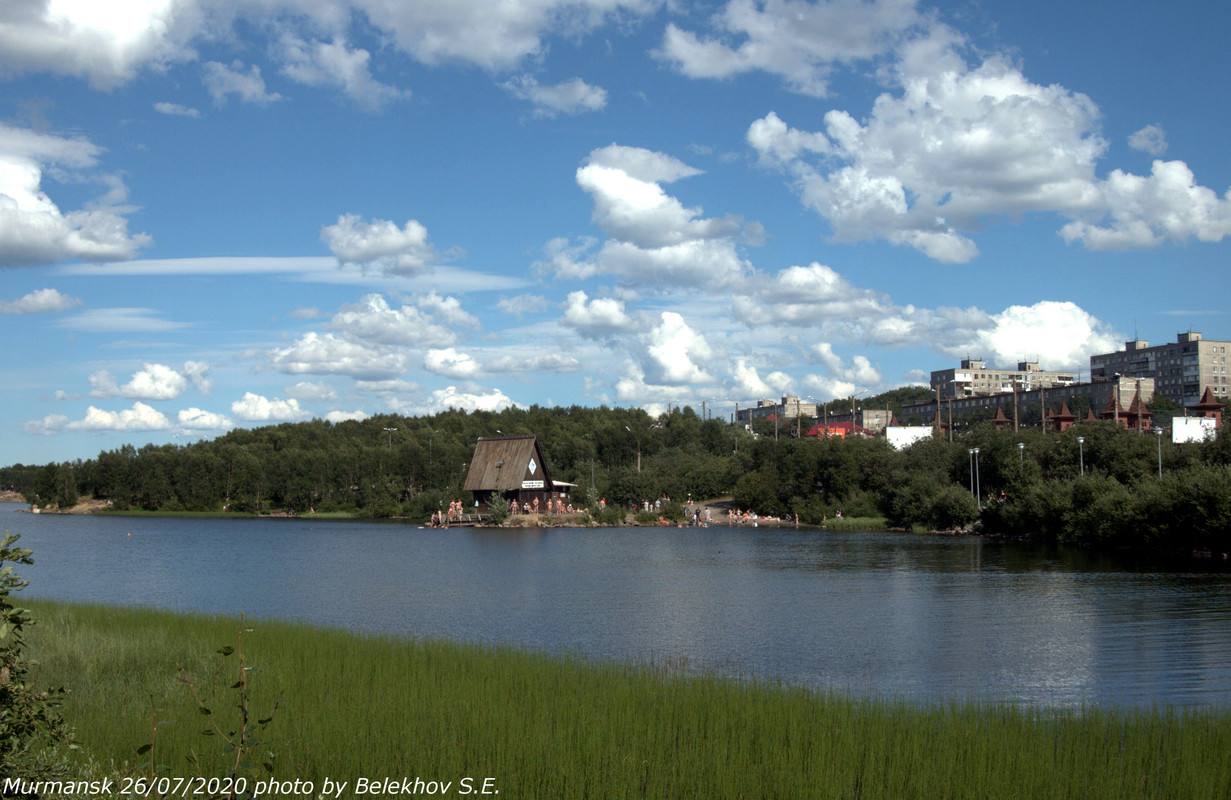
15, 599, 1230, 800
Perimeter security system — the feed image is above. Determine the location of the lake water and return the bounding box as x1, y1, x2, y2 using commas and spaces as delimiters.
5, 502, 1231, 710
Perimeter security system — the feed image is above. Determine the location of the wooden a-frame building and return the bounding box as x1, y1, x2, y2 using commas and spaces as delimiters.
463, 435, 572, 513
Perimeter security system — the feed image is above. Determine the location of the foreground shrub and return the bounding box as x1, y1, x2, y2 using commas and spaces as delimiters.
0, 534, 76, 783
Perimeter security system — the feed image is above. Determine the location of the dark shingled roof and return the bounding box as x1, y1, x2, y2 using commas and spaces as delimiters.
463, 435, 553, 492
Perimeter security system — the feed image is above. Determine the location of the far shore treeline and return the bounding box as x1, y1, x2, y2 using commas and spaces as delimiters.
2, 391, 1229, 550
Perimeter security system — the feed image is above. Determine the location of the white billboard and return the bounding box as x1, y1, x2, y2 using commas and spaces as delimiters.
887, 426, 934, 450
1172, 417, 1218, 443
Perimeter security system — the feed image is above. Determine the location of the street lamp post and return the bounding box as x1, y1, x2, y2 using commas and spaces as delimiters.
973, 447, 981, 508
1155, 427, 1164, 478
583, 434, 595, 491
625, 425, 642, 472
1076, 436, 1085, 477
1113, 373, 1122, 426
382, 427, 398, 478
850, 389, 867, 424
968, 447, 981, 506
1017, 441, 1025, 465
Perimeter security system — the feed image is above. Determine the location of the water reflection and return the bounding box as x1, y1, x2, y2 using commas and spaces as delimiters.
6, 503, 1230, 709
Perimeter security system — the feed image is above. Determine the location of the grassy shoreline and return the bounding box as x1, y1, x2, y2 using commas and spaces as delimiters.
23, 599, 1231, 799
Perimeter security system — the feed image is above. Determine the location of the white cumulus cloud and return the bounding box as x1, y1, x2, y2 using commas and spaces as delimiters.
425, 385, 519, 414
0, 0, 185, 88
560, 290, 639, 337
0, 288, 81, 313
658, 0, 923, 97
424, 348, 482, 379
1128, 124, 1168, 156
270, 331, 409, 379
276, 34, 407, 111
183, 361, 213, 394
321, 214, 440, 276
744, 26, 1231, 261
64, 402, 172, 432
0, 0, 657, 110
178, 408, 233, 431
503, 75, 607, 117
731, 359, 792, 399
0, 123, 151, 267
285, 381, 338, 402
325, 409, 369, 422
327, 293, 462, 348
88, 363, 188, 400
967, 301, 1120, 372
202, 61, 284, 106
1060, 160, 1231, 251
541, 145, 753, 289
153, 102, 200, 117
641, 312, 715, 386
231, 392, 310, 422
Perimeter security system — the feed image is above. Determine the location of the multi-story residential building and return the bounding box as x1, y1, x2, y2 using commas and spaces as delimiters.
901, 377, 1155, 432
931, 359, 1075, 400
735, 396, 818, 425
1089, 332, 1231, 406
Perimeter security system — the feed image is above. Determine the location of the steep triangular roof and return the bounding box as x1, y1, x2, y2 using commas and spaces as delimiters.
1190, 387, 1225, 415
1127, 390, 1151, 418
1050, 402, 1076, 422
463, 435, 553, 492
1101, 394, 1126, 420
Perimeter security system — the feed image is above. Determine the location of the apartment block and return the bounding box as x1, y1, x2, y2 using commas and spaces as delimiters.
735, 396, 819, 424
1089, 332, 1230, 405
931, 359, 1075, 400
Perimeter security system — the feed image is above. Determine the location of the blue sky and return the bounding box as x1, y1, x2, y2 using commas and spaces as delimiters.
2, 0, 1228, 466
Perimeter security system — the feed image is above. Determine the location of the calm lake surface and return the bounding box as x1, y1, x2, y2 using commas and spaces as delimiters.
6, 502, 1231, 710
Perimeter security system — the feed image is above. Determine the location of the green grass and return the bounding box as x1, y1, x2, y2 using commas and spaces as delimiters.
818, 514, 889, 531
24, 600, 1231, 799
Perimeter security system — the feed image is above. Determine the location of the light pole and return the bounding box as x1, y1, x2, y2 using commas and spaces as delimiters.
624, 425, 642, 472
1076, 436, 1085, 477
968, 448, 977, 504
1155, 427, 1164, 478
383, 427, 397, 453
973, 447, 981, 508
1113, 373, 1122, 426
1017, 441, 1024, 465
583, 434, 595, 491
850, 389, 867, 429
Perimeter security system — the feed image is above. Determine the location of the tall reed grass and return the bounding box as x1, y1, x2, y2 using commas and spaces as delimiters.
24, 600, 1231, 799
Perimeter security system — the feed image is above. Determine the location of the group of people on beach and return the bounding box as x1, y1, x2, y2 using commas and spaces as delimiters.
428, 499, 468, 527
510, 497, 574, 516
728, 508, 802, 528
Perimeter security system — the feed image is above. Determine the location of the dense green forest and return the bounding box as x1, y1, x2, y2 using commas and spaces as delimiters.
3, 394, 1229, 550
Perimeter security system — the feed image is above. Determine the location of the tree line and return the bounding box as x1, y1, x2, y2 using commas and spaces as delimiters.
3, 396, 1228, 550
